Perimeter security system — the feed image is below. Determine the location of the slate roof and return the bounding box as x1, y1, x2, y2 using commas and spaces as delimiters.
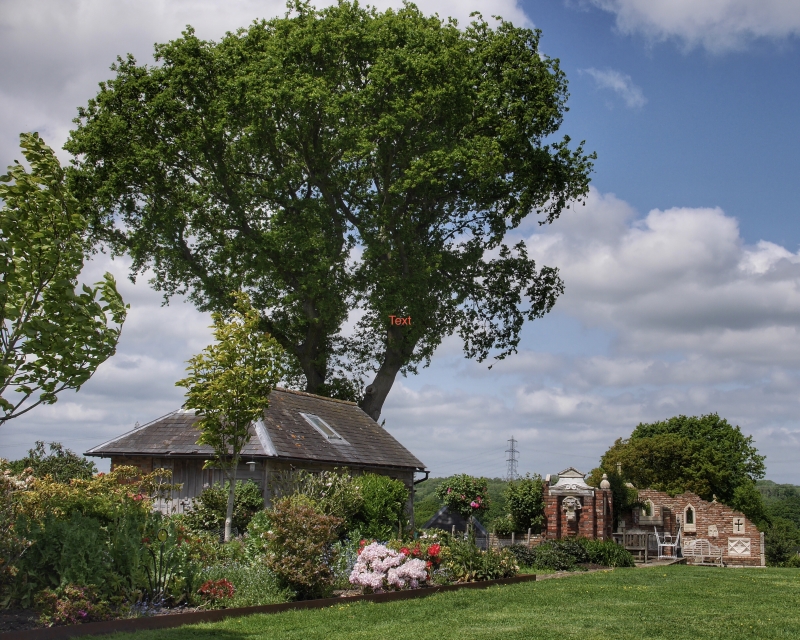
85, 388, 425, 471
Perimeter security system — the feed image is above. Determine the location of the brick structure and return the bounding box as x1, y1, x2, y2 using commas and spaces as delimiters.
620, 489, 764, 567
542, 467, 613, 541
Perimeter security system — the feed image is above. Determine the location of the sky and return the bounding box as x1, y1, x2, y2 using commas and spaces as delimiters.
1, 0, 799, 483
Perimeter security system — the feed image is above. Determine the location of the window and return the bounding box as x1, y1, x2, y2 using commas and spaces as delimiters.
683, 504, 697, 532
300, 413, 347, 443
641, 500, 655, 517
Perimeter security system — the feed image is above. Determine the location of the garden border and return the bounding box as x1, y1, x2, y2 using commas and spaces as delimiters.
1, 574, 537, 640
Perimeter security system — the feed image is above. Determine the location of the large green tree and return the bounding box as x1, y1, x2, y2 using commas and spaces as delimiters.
596, 414, 766, 507
176, 293, 284, 541
1, 133, 127, 424
67, 1, 594, 419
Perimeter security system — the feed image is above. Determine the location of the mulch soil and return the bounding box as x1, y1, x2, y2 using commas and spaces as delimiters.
0, 610, 38, 634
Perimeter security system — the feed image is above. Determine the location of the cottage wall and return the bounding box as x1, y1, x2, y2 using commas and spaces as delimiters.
110, 455, 416, 522
620, 489, 764, 566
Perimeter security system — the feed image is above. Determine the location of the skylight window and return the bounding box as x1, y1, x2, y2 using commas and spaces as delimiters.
300, 413, 346, 442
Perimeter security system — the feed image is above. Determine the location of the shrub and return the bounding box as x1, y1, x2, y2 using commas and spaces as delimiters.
581, 539, 635, 568
353, 474, 409, 540
183, 480, 264, 535
492, 514, 516, 536
271, 469, 363, 532
264, 496, 342, 599
198, 563, 290, 607
8, 442, 96, 483
441, 536, 518, 582
197, 579, 235, 607
504, 473, 545, 534
0, 465, 34, 605
435, 475, 490, 521
765, 517, 800, 566
508, 544, 536, 568
35, 584, 111, 626
529, 543, 577, 571
349, 542, 428, 591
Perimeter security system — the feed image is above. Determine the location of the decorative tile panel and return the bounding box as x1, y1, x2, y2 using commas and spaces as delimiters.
728, 538, 751, 556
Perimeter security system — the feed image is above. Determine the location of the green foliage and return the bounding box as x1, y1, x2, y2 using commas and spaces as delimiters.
730, 482, 770, 529
435, 475, 490, 521
8, 441, 96, 483
764, 517, 800, 567
177, 293, 284, 541
271, 469, 364, 532
504, 473, 545, 534
757, 480, 800, 528
512, 539, 635, 571
183, 480, 265, 535
352, 474, 409, 541
0, 132, 127, 424
586, 469, 642, 530
596, 414, 766, 504
35, 584, 111, 626
68, 2, 594, 419
440, 536, 518, 582
263, 496, 342, 600
492, 514, 516, 536
197, 564, 290, 608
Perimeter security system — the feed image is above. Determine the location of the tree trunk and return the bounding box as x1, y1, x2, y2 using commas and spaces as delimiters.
359, 326, 417, 421
224, 460, 238, 542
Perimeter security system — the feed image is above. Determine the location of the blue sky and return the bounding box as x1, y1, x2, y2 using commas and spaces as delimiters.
1, 0, 799, 483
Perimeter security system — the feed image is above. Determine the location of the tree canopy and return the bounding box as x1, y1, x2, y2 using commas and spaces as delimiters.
596, 414, 766, 506
1, 133, 127, 424
67, 1, 594, 419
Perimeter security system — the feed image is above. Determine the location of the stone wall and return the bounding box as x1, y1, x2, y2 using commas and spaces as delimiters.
621, 489, 764, 566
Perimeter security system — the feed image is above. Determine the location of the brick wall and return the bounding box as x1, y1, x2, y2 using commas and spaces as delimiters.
543, 488, 614, 541
622, 489, 763, 566
110, 456, 153, 475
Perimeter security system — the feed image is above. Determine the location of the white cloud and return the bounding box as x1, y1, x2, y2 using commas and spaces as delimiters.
0, 0, 529, 166
587, 0, 800, 52
582, 67, 647, 108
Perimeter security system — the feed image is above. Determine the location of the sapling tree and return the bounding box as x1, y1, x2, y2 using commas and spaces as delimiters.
176, 294, 284, 541
0, 133, 127, 424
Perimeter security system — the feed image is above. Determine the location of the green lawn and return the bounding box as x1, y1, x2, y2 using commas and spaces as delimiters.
108, 566, 800, 640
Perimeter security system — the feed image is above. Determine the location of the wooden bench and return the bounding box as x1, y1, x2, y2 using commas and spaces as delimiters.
683, 539, 724, 565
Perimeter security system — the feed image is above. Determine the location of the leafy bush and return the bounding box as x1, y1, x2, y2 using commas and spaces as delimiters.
270, 469, 363, 532
8, 442, 96, 483
440, 536, 518, 582
198, 562, 290, 607
581, 539, 635, 568
0, 465, 33, 604
507, 544, 536, 568
183, 480, 264, 535
504, 473, 545, 534
492, 514, 516, 536
264, 496, 342, 599
35, 584, 111, 626
353, 474, 409, 540
521, 538, 634, 571
197, 579, 235, 607
435, 475, 490, 521
765, 517, 800, 566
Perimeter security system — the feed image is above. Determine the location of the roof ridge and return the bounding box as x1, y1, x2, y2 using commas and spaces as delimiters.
274, 386, 358, 406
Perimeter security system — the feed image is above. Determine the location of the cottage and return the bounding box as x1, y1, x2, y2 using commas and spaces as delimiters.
85, 388, 427, 520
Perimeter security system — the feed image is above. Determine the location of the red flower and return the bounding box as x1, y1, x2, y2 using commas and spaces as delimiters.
426, 561, 433, 568
400, 547, 410, 556
428, 544, 441, 556
412, 546, 421, 557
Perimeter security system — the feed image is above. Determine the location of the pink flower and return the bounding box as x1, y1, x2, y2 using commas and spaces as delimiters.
447, 488, 452, 494
470, 501, 479, 508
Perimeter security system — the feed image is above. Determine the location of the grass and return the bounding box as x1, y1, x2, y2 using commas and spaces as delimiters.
105, 566, 800, 640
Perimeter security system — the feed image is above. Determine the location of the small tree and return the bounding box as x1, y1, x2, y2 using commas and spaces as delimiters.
0, 133, 127, 424
8, 441, 96, 483
435, 475, 490, 523
505, 473, 545, 534
176, 294, 284, 541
